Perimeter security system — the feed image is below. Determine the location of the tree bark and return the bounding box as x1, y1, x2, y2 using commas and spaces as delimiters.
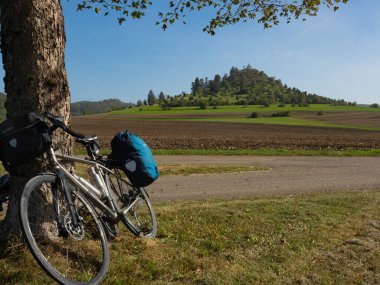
0, 0, 72, 240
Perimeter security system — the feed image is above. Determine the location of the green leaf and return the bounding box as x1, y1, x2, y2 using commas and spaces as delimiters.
118, 17, 126, 25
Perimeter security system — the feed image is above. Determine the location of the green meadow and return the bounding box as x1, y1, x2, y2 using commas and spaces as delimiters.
111, 104, 380, 115
127, 116, 380, 131
1, 191, 379, 284
107, 104, 380, 131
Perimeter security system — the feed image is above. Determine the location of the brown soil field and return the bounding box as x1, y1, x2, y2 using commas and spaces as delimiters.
71, 114, 380, 150
292, 111, 380, 128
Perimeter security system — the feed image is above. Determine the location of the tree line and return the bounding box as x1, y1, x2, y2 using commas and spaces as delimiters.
70, 99, 133, 116
0, 94, 133, 118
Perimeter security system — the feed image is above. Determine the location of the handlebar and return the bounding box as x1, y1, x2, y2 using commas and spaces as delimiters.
44, 112, 101, 158
44, 112, 86, 139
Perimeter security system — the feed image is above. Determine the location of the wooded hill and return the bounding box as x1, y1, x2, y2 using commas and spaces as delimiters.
71, 99, 133, 116
0, 65, 356, 119
0, 96, 132, 118
161, 65, 354, 107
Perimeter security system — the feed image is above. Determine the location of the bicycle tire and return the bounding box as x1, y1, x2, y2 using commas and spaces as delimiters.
20, 174, 109, 285
122, 187, 157, 238
105, 172, 157, 238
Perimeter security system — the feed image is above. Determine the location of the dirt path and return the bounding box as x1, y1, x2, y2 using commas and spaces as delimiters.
148, 156, 380, 202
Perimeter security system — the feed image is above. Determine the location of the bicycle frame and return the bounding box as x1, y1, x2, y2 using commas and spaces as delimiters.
16, 112, 158, 285
47, 148, 127, 224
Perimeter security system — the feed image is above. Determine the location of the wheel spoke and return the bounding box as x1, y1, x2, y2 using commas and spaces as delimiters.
106, 171, 157, 238
20, 175, 109, 285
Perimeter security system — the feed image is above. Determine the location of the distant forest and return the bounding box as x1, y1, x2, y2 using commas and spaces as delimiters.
0, 96, 132, 118
155, 65, 355, 108
71, 99, 133, 116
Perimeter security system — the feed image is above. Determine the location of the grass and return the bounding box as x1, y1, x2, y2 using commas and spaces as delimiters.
201, 117, 380, 131
140, 116, 380, 131
71, 162, 269, 179
158, 164, 269, 176
108, 104, 380, 131
111, 104, 380, 115
1, 191, 379, 284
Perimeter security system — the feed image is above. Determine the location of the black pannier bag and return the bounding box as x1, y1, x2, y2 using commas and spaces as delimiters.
109, 130, 159, 187
0, 112, 51, 172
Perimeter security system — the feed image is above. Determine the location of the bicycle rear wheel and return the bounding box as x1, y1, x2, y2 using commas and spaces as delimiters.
106, 171, 157, 238
20, 174, 109, 285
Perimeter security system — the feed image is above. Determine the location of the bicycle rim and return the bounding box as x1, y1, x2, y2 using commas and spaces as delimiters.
106, 172, 157, 238
20, 174, 109, 285
123, 187, 157, 238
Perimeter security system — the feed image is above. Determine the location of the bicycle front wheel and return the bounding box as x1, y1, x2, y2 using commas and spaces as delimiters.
106, 172, 157, 238
122, 187, 157, 238
20, 174, 109, 285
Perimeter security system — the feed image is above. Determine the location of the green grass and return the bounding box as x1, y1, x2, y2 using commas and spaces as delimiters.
200, 117, 380, 131
139, 116, 380, 131
108, 104, 380, 131
111, 104, 380, 115
158, 164, 269, 176
71, 162, 268, 179
1, 191, 379, 284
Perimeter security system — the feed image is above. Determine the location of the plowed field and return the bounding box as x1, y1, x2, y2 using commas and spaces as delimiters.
293, 111, 380, 128
71, 114, 380, 150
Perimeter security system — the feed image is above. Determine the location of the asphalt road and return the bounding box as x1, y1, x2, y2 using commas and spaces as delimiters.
148, 155, 380, 202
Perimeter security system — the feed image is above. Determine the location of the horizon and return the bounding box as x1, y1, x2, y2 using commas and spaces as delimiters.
0, 1, 379, 105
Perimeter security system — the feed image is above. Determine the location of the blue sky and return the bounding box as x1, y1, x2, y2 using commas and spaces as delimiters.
1, 1, 380, 104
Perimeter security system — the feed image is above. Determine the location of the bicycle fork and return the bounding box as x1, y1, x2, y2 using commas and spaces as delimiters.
52, 172, 81, 237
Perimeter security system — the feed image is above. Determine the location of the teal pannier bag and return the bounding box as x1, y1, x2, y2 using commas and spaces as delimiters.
109, 130, 159, 187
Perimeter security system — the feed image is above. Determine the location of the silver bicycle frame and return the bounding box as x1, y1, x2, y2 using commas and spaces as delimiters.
48, 148, 121, 221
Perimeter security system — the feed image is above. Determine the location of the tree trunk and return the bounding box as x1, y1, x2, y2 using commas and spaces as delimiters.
0, 0, 72, 240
